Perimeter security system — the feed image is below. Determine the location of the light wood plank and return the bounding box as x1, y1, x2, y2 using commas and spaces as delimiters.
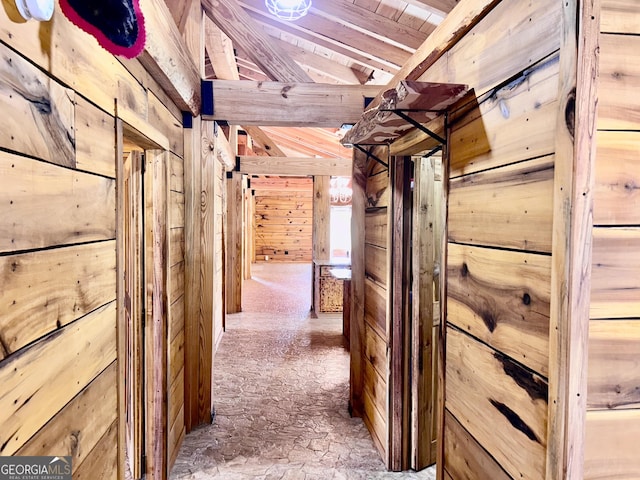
594, 131, 640, 226
313, 176, 331, 261
75, 98, 115, 178
448, 156, 554, 253
446, 328, 548, 480
207, 81, 380, 127
73, 420, 118, 480
17, 362, 117, 471
239, 156, 351, 176
242, 126, 286, 157
0, 241, 116, 355
584, 409, 640, 479
447, 243, 551, 376
591, 227, 640, 319
587, 319, 640, 410
205, 16, 240, 80
148, 91, 184, 158
0, 43, 75, 167
0, 302, 116, 455
0, 152, 116, 253
598, 33, 640, 130
450, 57, 559, 177
365, 244, 387, 285
601, 0, 640, 34
443, 409, 512, 480
365, 209, 388, 249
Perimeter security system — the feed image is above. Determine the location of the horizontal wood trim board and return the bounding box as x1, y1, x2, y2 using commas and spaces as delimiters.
447, 243, 551, 376
587, 319, 640, 410
0, 241, 116, 355
0, 302, 117, 455
590, 227, 640, 319
448, 156, 554, 253
445, 327, 547, 480
205, 81, 380, 127
584, 409, 640, 479
0, 151, 116, 253
239, 156, 351, 176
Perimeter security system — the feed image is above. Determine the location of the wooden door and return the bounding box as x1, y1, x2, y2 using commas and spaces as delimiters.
123, 150, 145, 480
409, 153, 443, 470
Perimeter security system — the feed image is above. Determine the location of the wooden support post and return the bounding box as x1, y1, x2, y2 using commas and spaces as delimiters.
226, 171, 243, 313
350, 149, 367, 417
184, 117, 202, 432
313, 176, 331, 262
145, 150, 169, 480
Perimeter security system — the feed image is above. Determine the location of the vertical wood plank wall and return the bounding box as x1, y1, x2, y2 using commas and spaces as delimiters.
0, 3, 187, 479
411, 0, 562, 478
253, 177, 313, 262
584, 1, 640, 477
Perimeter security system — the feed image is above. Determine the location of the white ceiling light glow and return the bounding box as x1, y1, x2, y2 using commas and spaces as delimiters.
15, 0, 54, 21
265, 0, 311, 21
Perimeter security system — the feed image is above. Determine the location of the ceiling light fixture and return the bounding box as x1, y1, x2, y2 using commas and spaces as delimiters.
16, 0, 54, 21
265, 0, 311, 21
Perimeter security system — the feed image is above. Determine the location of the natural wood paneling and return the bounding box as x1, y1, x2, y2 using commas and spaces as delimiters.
443, 410, 512, 480
587, 320, 640, 410
364, 321, 388, 381
584, 409, 640, 479
17, 362, 117, 471
450, 58, 559, 177
442, 0, 561, 98
363, 386, 388, 461
446, 328, 548, 480
0, 152, 116, 253
366, 169, 390, 208
148, 91, 184, 157
601, 0, 640, 34
313, 176, 330, 261
0, 302, 116, 455
590, 227, 640, 319
75, 98, 115, 178
365, 209, 388, 249
364, 278, 387, 338
254, 185, 313, 262
598, 33, 640, 130
0, 43, 75, 168
448, 156, 554, 253
0, 241, 116, 355
73, 420, 118, 480
365, 244, 388, 286
447, 243, 551, 376
594, 131, 640, 226
364, 353, 387, 426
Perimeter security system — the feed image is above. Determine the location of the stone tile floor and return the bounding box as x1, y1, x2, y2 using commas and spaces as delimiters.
170, 262, 436, 480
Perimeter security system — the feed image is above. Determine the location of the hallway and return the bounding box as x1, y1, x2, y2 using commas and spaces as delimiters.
170, 263, 436, 479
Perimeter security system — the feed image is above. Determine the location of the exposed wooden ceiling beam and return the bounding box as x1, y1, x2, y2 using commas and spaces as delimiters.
250, 176, 313, 192
204, 80, 380, 127
409, 0, 459, 17
239, 0, 412, 68
261, 127, 353, 158
204, 16, 240, 80
238, 156, 352, 176
272, 39, 363, 85
201, 0, 313, 82
242, 126, 287, 156
246, 10, 401, 73
164, 0, 192, 32
370, 0, 500, 108
138, 0, 201, 114
307, 0, 429, 50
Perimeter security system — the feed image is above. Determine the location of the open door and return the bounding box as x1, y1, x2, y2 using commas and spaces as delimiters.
409, 152, 443, 470
122, 149, 145, 479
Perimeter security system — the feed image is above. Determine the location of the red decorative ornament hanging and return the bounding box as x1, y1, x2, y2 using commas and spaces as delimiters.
59, 0, 146, 58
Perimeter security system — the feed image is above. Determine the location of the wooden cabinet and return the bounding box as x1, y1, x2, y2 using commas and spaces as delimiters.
311, 260, 350, 314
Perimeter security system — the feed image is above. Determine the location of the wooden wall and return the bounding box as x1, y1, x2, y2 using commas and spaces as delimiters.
361, 149, 392, 463
584, 1, 640, 477
252, 176, 313, 262
410, 0, 561, 478
0, 2, 187, 478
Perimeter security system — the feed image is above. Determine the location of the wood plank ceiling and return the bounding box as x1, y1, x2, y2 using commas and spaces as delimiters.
166, 0, 457, 159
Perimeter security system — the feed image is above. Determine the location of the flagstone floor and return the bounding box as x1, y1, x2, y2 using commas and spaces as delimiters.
170, 262, 436, 480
